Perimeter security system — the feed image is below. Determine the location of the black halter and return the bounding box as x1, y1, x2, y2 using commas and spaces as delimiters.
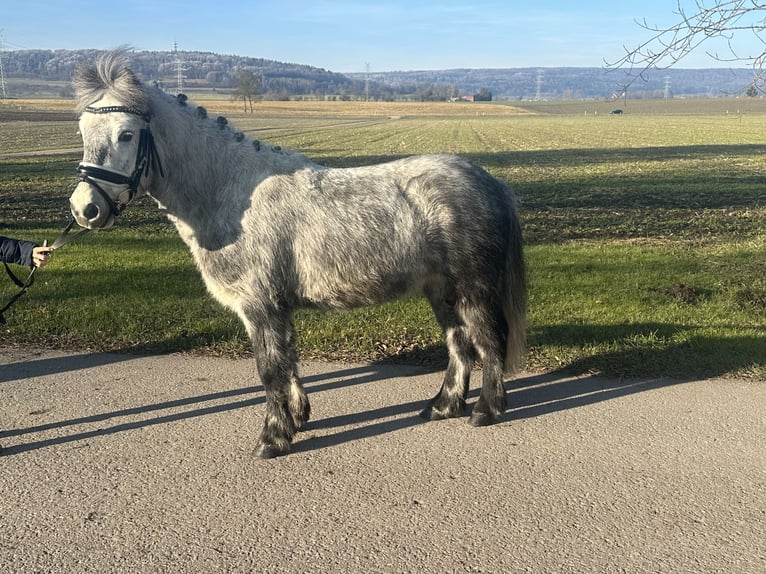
76, 105, 164, 217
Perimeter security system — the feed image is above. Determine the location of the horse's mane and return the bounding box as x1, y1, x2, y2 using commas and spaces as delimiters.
73, 50, 150, 114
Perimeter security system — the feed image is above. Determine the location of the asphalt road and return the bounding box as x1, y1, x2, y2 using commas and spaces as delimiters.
1, 348, 764, 573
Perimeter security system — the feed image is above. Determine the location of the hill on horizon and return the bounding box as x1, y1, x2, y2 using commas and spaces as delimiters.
350, 67, 760, 100
1, 49, 760, 101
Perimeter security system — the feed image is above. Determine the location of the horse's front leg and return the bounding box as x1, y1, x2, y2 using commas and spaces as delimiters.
245, 306, 309, 459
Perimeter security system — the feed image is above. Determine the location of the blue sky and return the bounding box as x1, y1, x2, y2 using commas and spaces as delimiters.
3, 1, 761, 73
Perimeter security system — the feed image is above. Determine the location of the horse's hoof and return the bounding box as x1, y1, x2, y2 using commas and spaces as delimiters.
420, 406, 442, 421
252, 443, 290, 459
468, 411, 495, 427
420, 404, 459, 421
420, 398, 466, 421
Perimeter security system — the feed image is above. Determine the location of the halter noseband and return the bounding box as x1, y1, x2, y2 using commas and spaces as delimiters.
77, 105, 164, 218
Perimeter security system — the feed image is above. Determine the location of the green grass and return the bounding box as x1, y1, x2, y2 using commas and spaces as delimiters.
526, 240, 765, 378
1, 102, 764, 379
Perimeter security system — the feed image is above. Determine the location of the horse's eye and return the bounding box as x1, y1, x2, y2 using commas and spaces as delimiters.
118, 131, 134, 142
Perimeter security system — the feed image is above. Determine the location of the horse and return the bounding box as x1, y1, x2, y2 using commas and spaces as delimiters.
68, 51, 527, 458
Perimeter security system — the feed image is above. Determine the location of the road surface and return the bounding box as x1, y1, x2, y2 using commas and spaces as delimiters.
1, 348, 764, 573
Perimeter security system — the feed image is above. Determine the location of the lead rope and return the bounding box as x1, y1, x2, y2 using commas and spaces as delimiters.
0, 219, 90, 324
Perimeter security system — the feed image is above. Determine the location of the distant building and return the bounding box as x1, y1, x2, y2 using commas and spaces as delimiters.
450, 90, 492, 103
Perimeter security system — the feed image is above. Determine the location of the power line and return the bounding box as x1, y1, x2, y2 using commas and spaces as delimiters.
1, 34, 29, 50
0, 30, 8, 99
173, 41, 185, 94
535, 69, 543, 101
365, 62, 370, 102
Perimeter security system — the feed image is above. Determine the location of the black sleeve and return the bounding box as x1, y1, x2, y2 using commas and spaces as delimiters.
0, 236, 37, 267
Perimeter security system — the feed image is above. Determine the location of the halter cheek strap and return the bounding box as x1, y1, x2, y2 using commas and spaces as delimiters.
77, 105, 164, 217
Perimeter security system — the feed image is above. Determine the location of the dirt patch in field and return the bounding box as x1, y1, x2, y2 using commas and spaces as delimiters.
0, 110, 77, 122
665, 283, 700, 304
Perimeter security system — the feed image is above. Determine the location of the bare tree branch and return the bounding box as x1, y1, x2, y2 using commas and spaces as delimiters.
605, 0, 766, 91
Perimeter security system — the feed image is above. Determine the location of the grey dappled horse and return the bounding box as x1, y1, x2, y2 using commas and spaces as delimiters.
69, 52, 527, 458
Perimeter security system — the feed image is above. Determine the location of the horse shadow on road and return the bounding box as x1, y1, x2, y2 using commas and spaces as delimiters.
0, 346, 698, 457
292, 370, 680, 454
0, 359, 426, 456
0, 350, 136, 384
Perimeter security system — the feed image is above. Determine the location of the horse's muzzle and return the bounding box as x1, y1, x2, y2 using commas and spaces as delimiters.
69, 181, 115, 229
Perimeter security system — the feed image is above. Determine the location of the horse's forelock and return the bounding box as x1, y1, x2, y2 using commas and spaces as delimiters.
73, 51, 149, 114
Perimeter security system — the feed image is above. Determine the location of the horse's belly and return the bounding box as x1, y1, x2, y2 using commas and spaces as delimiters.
298, 260, 427, 309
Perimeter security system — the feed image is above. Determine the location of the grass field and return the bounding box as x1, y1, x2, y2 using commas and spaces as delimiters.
1, 98, 764, 379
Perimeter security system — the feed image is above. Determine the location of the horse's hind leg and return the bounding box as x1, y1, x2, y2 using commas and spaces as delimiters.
420, 285, 476, 420
286, 322, 311, 430
245, 306, 310, 459
462, 301, 509, 427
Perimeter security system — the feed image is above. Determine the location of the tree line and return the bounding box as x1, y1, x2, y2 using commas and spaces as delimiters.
2, 49, 493, 102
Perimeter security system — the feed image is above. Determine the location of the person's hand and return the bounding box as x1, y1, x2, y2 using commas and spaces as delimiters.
32, 246, 54, 268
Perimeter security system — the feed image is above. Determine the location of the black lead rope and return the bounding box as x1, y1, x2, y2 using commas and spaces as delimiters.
0, 263, 36, 324
0, 219, 90, 325
50, 218, 91, 250
0, 257, 41, 326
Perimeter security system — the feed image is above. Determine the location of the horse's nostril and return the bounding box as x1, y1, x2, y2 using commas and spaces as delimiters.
83, 203, 99, 220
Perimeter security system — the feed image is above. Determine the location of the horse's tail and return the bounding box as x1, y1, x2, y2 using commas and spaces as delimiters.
503, 192, 527, 375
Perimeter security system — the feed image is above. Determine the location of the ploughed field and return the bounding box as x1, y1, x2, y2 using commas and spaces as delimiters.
1, 99, 764, 379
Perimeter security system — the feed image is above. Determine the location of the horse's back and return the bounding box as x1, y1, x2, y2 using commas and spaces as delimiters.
284, 154, 516, 309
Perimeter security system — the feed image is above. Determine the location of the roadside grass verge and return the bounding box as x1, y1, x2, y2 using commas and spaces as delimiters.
1, 102, 764, 379
2, 228, 762, 380
526, 240, 765, 379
